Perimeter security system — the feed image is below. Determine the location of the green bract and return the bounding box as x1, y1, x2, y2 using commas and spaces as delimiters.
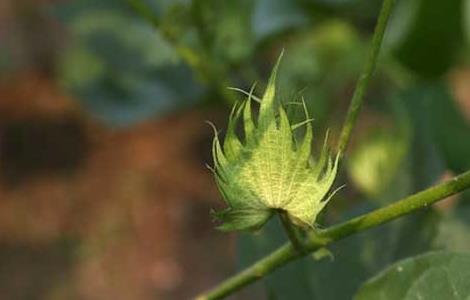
210, 54, 339, 231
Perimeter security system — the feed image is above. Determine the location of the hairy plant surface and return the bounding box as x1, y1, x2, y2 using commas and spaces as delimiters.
211, 54, 338, 231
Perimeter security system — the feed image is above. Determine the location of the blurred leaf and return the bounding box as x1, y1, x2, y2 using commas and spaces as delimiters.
308, 0, 355, 4
69, 11, 178, 69
58, 46, 106, 88
252, 0, 309, 41
348, 130, 409, 199
51, 0, 130, 20
426, 84, 470, 173
434, 202, 470, 252
355, 252, 470, 300
194, 0, 254, 64
347, 98, 411, 200
466, 0, 470, 45
215, 1, 254, 63
73, 64, 202, 126
56, 7, 202, 126
402, 83, 470, 177
387, 0, 464, 77
400, 85, 447, 190
279, 21, 365, 126
298, 0, 383, 22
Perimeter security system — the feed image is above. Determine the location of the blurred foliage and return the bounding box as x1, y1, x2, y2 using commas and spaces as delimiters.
53, 0, 470, 297
194, 0, 254, 64
45, 0, 470, 127
355, 252, 470, 299
279, 21, 365, 126
252, 0, 309, 40
467, 0, 470, 46
425, 85, 470, 173
387, 0, 464, 77
433, 200, 470, 252
347, 98, 411, 199
2, 0, 470, 298
53, 0, 202, 126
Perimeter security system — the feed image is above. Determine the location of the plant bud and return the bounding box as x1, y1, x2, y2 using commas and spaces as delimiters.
210, 53, 339, 231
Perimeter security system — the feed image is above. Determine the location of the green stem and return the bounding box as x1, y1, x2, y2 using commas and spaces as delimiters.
336, 0, 396, 156
196, 169, 470, 300
278, 211, 306, 254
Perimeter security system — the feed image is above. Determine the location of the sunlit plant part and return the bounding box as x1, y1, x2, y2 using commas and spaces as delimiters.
209, 53, 340, 231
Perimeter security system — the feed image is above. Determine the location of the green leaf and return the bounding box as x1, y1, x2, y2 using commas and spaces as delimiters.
355, 251, 470, 300
426, 84, 470, 173
466, 0, 470, 45
401, 86, 447, 191
252, 0, 309, 41
347, 98, 411, 200
434, 202, 470, 252
402, 83, 470, 177
56, 7, 202, 126
193, 0, 254, 64
211, 53, 339, 230
387, 0, 464, 77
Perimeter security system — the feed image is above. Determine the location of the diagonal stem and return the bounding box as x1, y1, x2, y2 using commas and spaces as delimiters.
278, 210, 307, 254
196, 169, 470, 300
336, 0, 396, 156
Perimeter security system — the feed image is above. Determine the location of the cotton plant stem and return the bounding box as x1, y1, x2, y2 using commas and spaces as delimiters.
196, 169, 470, 300
278, 211, 307, 254
336, 0, 396, 156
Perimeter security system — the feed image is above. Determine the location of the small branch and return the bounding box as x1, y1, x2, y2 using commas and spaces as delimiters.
336, 0, 396, 156
278, 211, 306, 254
196, 169, 470, 300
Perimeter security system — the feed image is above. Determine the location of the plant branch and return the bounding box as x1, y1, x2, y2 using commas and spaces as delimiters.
196, 169, 470, 300
336, 0, 396, 156
278, 211, 306, 254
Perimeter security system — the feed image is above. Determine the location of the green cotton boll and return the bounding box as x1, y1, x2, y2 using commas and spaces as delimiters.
209, 53, 340, 232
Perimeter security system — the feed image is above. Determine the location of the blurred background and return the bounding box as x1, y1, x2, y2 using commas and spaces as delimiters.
0, 0, 470, 299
